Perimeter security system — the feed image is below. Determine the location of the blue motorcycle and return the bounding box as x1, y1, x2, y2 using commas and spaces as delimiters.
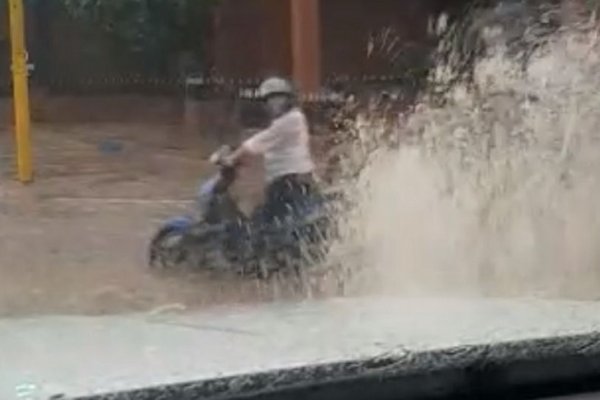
148, 146, 346, 279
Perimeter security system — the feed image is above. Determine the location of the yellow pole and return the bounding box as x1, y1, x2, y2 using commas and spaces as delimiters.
8, 0, 33, 183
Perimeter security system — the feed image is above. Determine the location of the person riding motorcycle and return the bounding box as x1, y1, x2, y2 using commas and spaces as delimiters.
225, 77, 319, 226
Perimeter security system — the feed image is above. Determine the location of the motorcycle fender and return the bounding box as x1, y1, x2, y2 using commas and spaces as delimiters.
162, 216, 194, 233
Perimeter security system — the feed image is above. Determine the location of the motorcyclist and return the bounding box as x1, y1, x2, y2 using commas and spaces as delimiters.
225, 76, 319, 225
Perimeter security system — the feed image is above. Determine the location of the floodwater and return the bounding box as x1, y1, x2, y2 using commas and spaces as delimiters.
3, 3, 600, 317
0, 120, 341, 316
338, 8, 600, 300
0, 123, 280, 316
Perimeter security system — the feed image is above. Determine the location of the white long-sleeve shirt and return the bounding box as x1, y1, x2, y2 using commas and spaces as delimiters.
242, 108, 315, 183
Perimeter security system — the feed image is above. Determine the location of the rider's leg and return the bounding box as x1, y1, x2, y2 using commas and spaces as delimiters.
264, 174, 317, 222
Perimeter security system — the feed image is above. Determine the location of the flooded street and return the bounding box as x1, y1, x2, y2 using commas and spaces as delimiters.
3, 1, 600, 316
0, 123, 284, 316
6, 2, 600, 399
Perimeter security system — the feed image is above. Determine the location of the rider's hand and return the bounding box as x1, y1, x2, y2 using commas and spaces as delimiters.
210, 145, 236, 166
221, 155, 236, 168
209, 152, 221, 165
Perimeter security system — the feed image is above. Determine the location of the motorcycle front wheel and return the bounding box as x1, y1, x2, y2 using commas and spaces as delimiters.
148, 227, 190, 271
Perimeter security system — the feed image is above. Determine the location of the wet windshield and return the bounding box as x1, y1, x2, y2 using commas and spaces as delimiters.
2, 0, 600, 399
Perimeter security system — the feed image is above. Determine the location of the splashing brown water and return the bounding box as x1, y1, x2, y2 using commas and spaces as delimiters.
338, 6, 600, 300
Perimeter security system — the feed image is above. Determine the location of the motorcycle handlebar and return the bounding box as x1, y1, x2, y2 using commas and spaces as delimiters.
209, 145, 235, 167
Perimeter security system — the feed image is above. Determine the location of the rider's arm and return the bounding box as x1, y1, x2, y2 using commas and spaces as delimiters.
243, 110, 307, 155
243, 125, 280, 155
227, 110, 305, 165
227, 123, 281, 165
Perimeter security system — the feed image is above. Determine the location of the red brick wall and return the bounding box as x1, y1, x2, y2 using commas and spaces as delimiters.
263, 0, 293, 78
320, 0, 435, 78
213, 0, 292, 80
212, 0, 438, 82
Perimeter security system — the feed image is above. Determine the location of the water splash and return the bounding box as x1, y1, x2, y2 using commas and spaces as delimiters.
338, 3, 600, 299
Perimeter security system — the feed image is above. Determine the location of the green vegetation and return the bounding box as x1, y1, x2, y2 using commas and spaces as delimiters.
59, 0, 219, 73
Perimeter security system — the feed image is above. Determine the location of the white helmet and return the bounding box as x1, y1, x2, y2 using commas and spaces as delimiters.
258, 77, 294, 99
